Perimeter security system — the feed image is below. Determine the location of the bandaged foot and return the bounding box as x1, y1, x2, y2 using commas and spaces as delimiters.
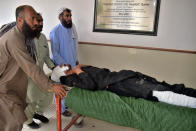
153, 91, 196, 108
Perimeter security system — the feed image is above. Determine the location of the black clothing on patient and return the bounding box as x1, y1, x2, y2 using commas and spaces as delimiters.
60, 66, 196, 101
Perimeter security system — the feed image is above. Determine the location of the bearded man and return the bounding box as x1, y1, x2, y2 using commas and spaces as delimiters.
0, 5, 67, 131
49, 7, 79, 116
24, 13, 56, 129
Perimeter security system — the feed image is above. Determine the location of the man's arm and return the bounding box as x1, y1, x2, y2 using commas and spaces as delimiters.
42, 34, 55, 69
60, 66, 97, 90
8, 32, 66, 98
72, 23, 79, 64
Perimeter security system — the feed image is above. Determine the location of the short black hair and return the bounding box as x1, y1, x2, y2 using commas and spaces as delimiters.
37, 13, 42, 18
37, 13, 43, 21
15, 5, 27, 20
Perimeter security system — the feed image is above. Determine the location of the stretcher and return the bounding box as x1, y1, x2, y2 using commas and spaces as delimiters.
56, 96, 83, 131
56, 88, 196, 131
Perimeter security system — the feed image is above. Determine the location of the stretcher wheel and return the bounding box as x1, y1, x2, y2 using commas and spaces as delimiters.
72, 115, 84, 128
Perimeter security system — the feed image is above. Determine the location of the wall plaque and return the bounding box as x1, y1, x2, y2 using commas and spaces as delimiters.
93, 0, 161, 35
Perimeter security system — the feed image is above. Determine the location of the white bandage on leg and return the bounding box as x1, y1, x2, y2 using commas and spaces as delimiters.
153, 91, 196, 108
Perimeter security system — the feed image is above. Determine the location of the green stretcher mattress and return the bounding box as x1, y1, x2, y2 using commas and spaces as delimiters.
66, 88, 196, 131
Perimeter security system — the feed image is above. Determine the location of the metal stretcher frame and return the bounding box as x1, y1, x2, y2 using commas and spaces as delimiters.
56, 96, 81, 131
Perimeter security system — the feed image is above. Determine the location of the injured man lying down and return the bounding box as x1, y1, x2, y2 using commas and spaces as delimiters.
51, 64, 196, 108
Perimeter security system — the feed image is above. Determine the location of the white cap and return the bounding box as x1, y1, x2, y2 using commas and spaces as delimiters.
51, 65, 69, 82
58, 7, 67, 16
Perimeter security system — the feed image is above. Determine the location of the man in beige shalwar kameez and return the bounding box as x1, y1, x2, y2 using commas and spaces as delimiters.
0, 5, 67, 131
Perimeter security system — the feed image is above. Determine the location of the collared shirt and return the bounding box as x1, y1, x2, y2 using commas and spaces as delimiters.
49, 23, 78, 68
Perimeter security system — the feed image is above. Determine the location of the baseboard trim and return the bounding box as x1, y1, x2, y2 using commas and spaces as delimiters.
79, 41, 196, 54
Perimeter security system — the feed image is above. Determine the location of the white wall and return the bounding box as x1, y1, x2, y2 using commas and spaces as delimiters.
0, 0, 196, 51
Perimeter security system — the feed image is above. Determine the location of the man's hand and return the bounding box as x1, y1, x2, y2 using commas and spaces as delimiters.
72, 65, 84, 75
50, 84, 67, 98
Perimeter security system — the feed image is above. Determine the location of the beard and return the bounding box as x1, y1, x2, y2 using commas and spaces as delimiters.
36, 25, 43, 34
22, 21, 39, 39
61, 19, 72, 28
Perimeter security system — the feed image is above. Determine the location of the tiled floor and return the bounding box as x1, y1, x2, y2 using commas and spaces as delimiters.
22, 104, 140, 131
